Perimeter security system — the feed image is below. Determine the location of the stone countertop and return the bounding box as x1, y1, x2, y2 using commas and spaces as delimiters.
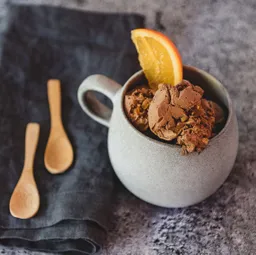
1, 0, 256, 254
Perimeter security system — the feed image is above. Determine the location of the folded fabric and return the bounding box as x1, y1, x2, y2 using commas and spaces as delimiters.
0, 4, 144, 254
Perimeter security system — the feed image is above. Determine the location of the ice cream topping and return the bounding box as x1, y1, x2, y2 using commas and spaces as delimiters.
124, 85, 154, 132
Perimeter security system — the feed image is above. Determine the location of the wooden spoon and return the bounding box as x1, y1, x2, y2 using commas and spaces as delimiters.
44, 79, 74, 174
9, 123, 40, 219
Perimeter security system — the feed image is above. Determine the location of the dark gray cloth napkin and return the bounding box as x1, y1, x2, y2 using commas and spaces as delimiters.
0, 4, 144, 254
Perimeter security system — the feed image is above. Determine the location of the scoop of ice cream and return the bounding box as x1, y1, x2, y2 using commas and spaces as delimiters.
148, 80, 222, 153
169, 80, 204, 110
177, 99, 216, 153
148, 84, 187, 140
124, 85, 154, 131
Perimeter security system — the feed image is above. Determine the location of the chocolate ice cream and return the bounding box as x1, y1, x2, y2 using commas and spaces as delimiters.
148, 80, 224, 153
148, 83, 188, 141
169, 80, 204, 110
124, 80, 225, 154
124, 85, 154, 131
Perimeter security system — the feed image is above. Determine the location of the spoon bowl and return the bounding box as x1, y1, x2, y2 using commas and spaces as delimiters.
10, 181, 40, 219
45, 130, 73, 174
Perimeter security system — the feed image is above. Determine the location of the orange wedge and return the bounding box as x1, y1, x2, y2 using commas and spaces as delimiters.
131, 28, 183, 89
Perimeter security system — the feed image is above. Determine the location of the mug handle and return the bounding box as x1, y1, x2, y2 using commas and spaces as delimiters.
77, 74, 122, 127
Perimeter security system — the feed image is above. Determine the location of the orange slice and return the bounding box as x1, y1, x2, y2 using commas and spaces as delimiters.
131, 28, 183, 89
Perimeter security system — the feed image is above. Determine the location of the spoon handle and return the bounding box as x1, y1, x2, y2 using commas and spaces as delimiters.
24, 123, 40, 171
47, 79, 62, 127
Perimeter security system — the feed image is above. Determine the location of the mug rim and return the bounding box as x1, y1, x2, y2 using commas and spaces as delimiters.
119, 65, 233, 148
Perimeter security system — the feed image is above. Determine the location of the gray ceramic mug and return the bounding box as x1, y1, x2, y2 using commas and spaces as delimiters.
78, 65, 239, 208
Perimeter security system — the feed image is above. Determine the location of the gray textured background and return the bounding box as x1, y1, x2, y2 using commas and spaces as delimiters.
0, 0, 256, 254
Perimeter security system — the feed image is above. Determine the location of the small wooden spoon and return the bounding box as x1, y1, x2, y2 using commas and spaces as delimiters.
44, 79, 74, 174
9, 123, 40, 219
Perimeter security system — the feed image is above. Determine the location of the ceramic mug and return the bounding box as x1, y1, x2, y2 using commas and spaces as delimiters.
77, 65, 239, 208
